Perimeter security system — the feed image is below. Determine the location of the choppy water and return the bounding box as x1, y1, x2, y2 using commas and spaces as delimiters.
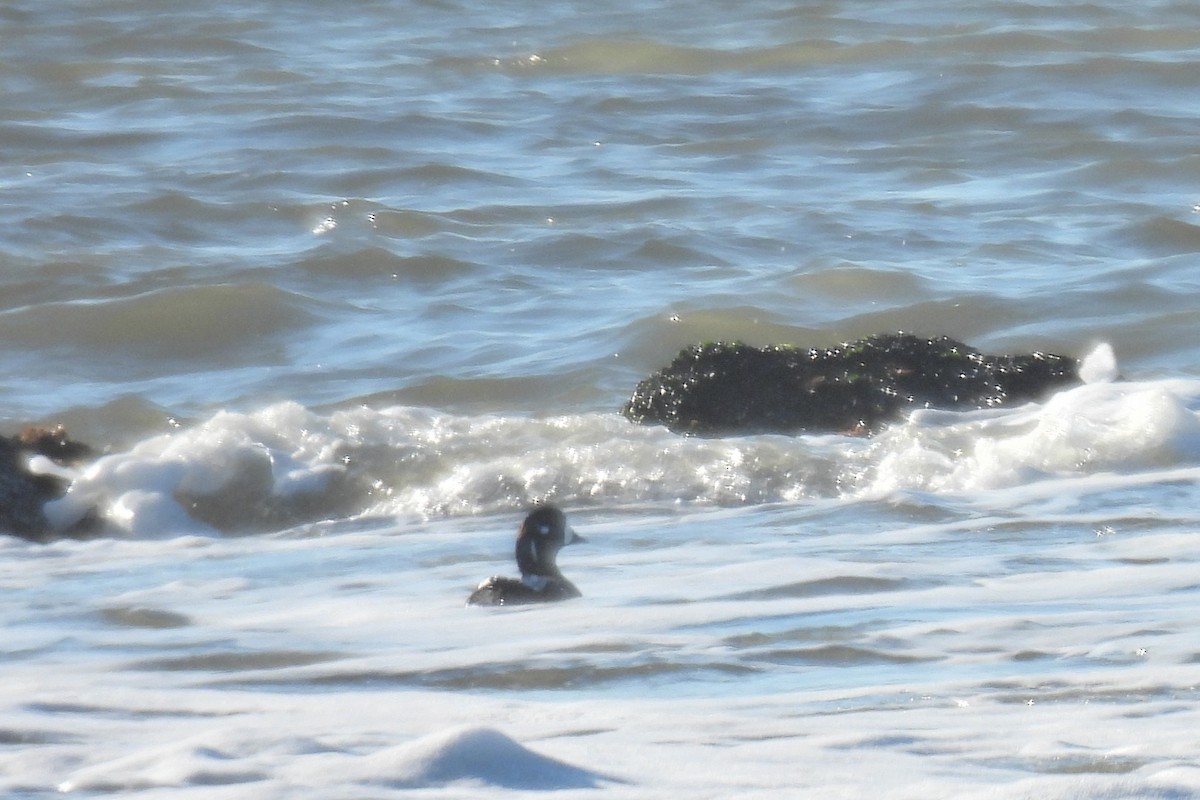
4, 1, 1200, 797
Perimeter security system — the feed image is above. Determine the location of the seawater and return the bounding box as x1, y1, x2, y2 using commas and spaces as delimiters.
3, 1, 1200, 797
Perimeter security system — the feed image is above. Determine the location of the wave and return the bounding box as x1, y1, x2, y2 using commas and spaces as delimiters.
0, 282, 321, 364
34, 349, 1200, 539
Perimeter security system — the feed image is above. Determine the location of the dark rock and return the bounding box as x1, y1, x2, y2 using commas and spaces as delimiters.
622, 333, 1080, 436
0, 426, 96, 541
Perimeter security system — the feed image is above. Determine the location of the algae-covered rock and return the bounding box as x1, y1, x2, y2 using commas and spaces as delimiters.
622, 333, 1079, 436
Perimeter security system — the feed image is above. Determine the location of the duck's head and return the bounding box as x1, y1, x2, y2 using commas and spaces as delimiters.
514, 505, 583, 579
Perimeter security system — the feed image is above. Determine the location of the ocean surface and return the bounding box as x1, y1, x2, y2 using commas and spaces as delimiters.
4, 0, 1200, 796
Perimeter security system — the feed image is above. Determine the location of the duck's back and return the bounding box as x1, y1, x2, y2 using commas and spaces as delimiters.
467, 576, 581, 607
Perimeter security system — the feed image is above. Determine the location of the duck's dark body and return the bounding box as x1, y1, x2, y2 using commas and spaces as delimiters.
467, 574, 582, 606
467, 506, 584, 607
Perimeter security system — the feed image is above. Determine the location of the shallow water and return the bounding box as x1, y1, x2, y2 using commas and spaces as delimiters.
4, 0, 1200, 796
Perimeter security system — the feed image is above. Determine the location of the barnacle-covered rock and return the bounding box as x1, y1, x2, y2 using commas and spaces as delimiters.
622, 333, 1079, 436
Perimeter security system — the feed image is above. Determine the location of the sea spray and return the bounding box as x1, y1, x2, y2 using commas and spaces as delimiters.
37, 350, 1200, 539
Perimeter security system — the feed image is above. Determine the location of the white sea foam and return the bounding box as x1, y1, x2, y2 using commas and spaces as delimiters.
1079, 342, 1119, 384
8, 366, 1200, 799
38, 366, 1200, 539
5, 493, 1200, 798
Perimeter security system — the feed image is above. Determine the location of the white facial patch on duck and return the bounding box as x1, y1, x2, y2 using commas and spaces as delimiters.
521, 574, 550, 591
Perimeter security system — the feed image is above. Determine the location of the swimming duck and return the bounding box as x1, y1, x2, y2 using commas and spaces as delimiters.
467, 506, 584, 606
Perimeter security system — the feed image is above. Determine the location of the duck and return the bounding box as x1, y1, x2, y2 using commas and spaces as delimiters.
467, 506, 585, 606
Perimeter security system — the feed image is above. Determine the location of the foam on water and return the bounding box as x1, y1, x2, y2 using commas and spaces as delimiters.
6, 484, 1200, 798
38, 345, 1200, 540
52, 724, 609, 794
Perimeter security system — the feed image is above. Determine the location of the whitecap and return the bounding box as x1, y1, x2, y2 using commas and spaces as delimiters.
360, 726, 613, 790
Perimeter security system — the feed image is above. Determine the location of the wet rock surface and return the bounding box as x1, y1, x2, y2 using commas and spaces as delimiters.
0, 426, 95, 541
622, 333, 1080, 436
